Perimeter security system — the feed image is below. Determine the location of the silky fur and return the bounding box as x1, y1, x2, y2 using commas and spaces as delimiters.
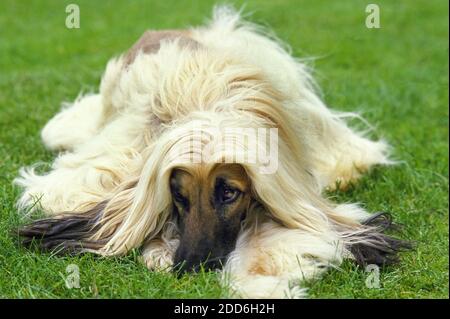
15, 6, 407, 298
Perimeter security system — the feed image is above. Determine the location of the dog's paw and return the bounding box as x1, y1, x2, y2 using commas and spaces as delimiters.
225, 275, 308, 299
285, 284, 308, 299
140, 240, 175, 272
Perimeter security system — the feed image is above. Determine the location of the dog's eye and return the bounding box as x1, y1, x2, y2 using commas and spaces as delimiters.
220, 187, 240, 204
173, 191, 188, 206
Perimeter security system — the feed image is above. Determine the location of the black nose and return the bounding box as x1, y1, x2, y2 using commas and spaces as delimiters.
173, 249, 199, 276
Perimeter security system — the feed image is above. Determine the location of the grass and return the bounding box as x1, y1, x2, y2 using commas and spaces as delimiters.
0, 0, 448, 298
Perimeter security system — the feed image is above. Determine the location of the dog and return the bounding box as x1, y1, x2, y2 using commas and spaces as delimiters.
15, 6, 410, 298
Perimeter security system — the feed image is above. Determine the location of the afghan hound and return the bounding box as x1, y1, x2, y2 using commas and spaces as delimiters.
15, 6, 410, 298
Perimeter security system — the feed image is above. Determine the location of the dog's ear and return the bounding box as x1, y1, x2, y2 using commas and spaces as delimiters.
16, 201, 111, 254
17, 176, 164, 257
124, 30, 200, 66
349, 212, 413, 266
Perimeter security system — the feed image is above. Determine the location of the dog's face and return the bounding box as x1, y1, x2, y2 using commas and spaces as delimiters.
170, 164, 251, 273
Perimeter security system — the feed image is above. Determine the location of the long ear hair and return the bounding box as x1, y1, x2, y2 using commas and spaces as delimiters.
17, 137, 175, 256
237, 136, 411, 266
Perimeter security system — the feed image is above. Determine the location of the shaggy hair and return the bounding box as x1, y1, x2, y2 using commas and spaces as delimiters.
15, 6, 409, 298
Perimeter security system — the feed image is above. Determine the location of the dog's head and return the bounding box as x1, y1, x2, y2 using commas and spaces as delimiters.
170, 163, 252, 273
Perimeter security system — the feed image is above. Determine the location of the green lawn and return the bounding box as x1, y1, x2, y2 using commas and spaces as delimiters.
0, 0, 448, 298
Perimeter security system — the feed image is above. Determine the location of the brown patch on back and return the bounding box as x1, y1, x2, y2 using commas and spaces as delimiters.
124, 30, 201, 66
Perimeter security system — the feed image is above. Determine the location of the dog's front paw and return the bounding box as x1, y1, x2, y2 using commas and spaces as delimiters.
140, 239, 177, 272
